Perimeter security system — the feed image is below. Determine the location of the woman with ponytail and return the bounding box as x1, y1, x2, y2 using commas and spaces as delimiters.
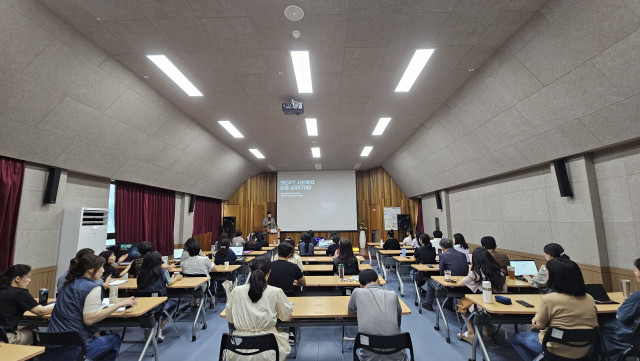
48, 255, 137, 361
0, 264, 52, 344
225, 258, 292, 361
523, 243, 570, 291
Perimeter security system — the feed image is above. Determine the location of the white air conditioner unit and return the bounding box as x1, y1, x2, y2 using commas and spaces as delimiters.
55, 208, 109, 291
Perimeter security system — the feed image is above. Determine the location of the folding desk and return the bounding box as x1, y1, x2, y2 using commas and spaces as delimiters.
2, 344, 45, 361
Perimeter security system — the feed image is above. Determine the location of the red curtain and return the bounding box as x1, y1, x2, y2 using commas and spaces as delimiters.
192, 196, 222, 244
0, 157, 24, 271
115, 181, 175, 256
415, 199, 424, 234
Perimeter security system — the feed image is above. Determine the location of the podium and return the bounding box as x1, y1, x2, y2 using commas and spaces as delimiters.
266, 228, 280, 245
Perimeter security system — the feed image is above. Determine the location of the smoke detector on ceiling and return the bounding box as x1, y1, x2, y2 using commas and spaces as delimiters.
284, 5, 304, 21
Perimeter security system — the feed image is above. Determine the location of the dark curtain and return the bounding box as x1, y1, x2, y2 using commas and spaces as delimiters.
115, 181, 175, 256
415, 199, 424, 234
193, 196, 222, 244
0, 157, 24, 271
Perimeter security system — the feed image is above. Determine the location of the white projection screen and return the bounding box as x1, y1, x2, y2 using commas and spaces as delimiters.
277, 171, 357, 231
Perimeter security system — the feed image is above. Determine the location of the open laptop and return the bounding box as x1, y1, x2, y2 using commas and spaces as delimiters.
585, 284, 619, 304
230, 246, 244, 261
173, 249, 182, 261
318, 239, 332, 248
510, 260, 539, 276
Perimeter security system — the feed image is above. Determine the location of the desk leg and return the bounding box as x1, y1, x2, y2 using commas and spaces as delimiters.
414, 277, 422, 314
368, 246, 372, 265
470, 313, 491, 361
380, 255, 388, 281
434, 287, 450, 343
395, 261, 404, 296
245, 271, 251, 285
192, 301, 206, 341
138, 328, 159, 361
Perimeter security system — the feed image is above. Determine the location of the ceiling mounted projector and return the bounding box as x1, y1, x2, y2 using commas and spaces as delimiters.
282, 98, 304, 115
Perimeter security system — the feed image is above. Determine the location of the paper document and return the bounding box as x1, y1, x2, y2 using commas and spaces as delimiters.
109, 280, 128, 286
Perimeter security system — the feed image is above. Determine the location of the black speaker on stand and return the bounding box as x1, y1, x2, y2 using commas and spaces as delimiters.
222, 217, 236, 234
397, 214, 411, 231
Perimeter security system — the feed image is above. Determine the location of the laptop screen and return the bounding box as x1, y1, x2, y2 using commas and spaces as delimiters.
585, 284, 612, 302
173, 249, 182, 259
509, 260, 538, 276
318, 240, 332, 248
230, 246, 244, 257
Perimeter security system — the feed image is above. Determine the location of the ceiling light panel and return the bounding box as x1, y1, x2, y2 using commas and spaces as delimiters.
218, 120, 244, 138
361, 146, 373, 157
311, 147, 321, 158
249, 149, 265, 159
372, 117, 391, 136
395, 49, 435, 92
146, 55, 203, 96
290, 50, 313, 93
305, 118, 318, 136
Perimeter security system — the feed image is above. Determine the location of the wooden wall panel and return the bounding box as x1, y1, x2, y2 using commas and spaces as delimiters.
223, 168, 419, 248
27, 266, 57, 297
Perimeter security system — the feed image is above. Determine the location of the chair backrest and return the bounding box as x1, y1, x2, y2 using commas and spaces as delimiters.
218, 333, 279, 361
33, 331, 87, 361
353, 332, 414, 361
540, 327, 602, 361
0, 325, 8, 343
624, 322, 640, 358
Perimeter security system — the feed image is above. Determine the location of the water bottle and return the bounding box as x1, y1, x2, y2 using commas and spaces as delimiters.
482, 280, 493, 303
109, 283, 118, 305
338, 263, 345, 280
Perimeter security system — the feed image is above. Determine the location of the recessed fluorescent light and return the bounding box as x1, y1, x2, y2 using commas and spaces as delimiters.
395, 49, 435, 92
372, 117, 391, 136
218, 120, 244, 138
267, 164, 277, 171
361, 146, 373, 157
249, 149, 265, 159
305, 118, 318, 136
314, 163, 322, 170
290, 50, 313, 93
146, 55, 203, 96
311, 147, 321, 158
353, 163, 362, 170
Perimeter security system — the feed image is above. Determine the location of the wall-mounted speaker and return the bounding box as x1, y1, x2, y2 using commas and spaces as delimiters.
43, 167, 61, 204
435, 190, 442, 210
397, 214, 411, 231
222, 216, 236, 234
188, 195, 196, 213
553, 159, 573, 197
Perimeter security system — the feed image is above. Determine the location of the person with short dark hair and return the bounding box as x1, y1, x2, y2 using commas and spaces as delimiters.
131, 241, 154, 278
0, 264, 53, 345
231, 230, 245, 247
257, 232, 268, 247
333, 238, 360, 275
422, 238, 468, 311
48, 255, 136, 361
383, 230, 400, 250
262, 211, 277, 232
480, 236, 509, 272
225, 258, 292, 361
181, 237, 203, 262
348, 269, 402, 360
182, 241, 213, 274
600, 258, 640, 361
430, 230, 443, 252
326, 234, 340, 256
510, 258, 597, 361
298, 232, 315, 256
268, 243, 305, 296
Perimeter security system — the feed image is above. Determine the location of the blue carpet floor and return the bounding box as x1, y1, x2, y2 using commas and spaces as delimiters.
116, 264, 522, 361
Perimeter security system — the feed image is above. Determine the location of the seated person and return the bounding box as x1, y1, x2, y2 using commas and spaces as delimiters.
383, 230, 400, 250
182, 241, 214, 273
284, 237, 303, 271
231, 230, 245, 247
413, 234, 437, 289
348, 269, 403, 361
333, 238, 360, 275
411, 232, 422, 248
480, 236, 509, 273
430, 230, 443, 253
298, 232, 315, 256
458, 248, 507, 343
510, 258, 597, 361
268, 243, 306, 296
257, 232, 268, 247
137, 251, 182, 342
180, 237, 203, 262
600, 258, 640, 361
0, 264, 53, 345
99, 250, 130, 280
523, 243, 569, 292
422, 238, 468, 311
225, 258, 292, 361
245, 235, 262, 251
326, 235, 340, 257
401, 229, 414, 247
131, 241, 154, 278
452, 233, 470, 262
215, 233, 229, 251
214, 239, 237, 265
48, 255, 136, 361
56, 248, 109, 296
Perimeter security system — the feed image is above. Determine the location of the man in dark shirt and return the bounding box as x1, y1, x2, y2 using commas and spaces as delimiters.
326, 235, 340, 256
268, 242, 306, 296
422, 238, 468, 311
383, 230, 400, 250
481, 236, 510, 273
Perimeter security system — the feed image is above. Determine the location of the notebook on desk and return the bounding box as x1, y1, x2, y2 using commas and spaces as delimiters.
585, 284, 619, 304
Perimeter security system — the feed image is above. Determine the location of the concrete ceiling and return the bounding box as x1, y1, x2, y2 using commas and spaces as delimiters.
37, 0, 546, 172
